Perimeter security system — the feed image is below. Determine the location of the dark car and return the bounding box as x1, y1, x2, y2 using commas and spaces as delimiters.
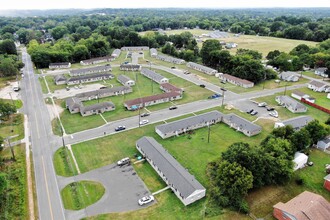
115, 126, 126, 132
171, 66, 176, 69
250, 110, 258, 116
246, 109, 254, 114
169, 106, 178, 110
199, 84, 206, 88
100, 86, 108, 89
266, 106, 275, 111
140, 113, 150, 117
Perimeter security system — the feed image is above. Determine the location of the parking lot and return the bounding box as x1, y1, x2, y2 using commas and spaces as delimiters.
230, 99, 278, 119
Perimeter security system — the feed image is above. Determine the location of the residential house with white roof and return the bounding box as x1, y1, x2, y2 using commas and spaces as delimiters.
70, 65, 112, 76
120, 64, 141, 71
150, 48, 158, 57
80, 56, 114, 65
291, 90, 315, 103
121, 46, 149, 51
111, 49, 121, 58
279, 71, 299, 82
49, 62, 71, 69
274, 116, 313, 131
315, 67, 328, 77
67, 73, 114, 85
308, 80, 330, 92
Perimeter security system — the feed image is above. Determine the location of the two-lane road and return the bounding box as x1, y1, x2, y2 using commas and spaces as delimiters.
20, 48, 65, 220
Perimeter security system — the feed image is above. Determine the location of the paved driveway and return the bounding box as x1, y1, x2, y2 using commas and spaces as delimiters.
58, 163, 153, 220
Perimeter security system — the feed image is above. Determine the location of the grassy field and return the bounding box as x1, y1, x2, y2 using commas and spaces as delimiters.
54, 66, 213, 134
61, 181, 105, 210
0, 113, 24, 142
294, 87, 330, 109
0, 145, 28, 220
53, 147, 78, 177
253, 92, 330, 123
301, 71, 324, 80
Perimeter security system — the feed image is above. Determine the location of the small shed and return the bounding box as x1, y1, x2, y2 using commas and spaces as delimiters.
293, 152, 308, 171
324, 174, 330, 191
317, 137, 330, 151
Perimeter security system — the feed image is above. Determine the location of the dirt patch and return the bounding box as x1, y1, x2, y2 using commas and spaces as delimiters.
52, 83, 105, 99
46, 103, 64, 120
0, 82, 20, 100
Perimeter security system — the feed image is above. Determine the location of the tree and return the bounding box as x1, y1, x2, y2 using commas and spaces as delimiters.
0, 40, 17, 55
0, 101, 17, 120
50, 25, 69, 40
72, 45, 89, 62
305, 120, 329, 144
266, 50, 281, 60
207, 160, 253, 212
232, 58, 265, 83
236, 49, 262, 60
271, 125, 294, 140
0, 58, 19, 77
200, 39, 221, 67
290, 128, 312, 152
326, 117, 330, 126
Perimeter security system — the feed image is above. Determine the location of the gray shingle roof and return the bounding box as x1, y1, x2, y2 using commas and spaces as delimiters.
68, 73, 114, 82
54, 75, 67, 82
281, 116, 313, 129
155, 54, 185, 63
309, 80, 326, 88
70, 65, 112, 75
75, 86, 131, 99
66, 97, 82, 111
117, 75, 133, 84
187, 62, 217, 73
120, 64, 141, 69
136, 136, 205, 199
156, 111, 224, 134
141, 68, 167, 82
111, 49, 121, 57
224, 113, 262, 133
276, 96, 307, 110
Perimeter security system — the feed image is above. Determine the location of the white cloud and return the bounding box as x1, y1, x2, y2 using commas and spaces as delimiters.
1, 0, 330, 10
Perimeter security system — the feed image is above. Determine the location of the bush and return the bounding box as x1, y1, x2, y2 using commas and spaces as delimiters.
295, 177, 304, 185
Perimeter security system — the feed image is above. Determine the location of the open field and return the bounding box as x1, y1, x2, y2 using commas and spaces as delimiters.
0, 145, 28, 220
302, 71, 325, 80
140, 28, 211, 37
54, 66, 212, 134
0, 113, 24, 142
253, 91, 330, 123
61, 181, 105, 210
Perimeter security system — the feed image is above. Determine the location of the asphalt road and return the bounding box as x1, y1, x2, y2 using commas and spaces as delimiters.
20, 48, 65, 220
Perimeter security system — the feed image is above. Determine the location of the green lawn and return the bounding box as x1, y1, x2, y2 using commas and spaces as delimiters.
53, 147, 78, 177
301, 71, 324, 80
1, 98, 23, 109
0, 113, 25, 142
0, 145, 28, 220
294, 87, 330, 109
38, 77, 49, 93
61, 181, 105, 210
253, 92, 329, 123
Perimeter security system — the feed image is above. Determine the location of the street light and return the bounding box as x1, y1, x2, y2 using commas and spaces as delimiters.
221, 87, 226, 107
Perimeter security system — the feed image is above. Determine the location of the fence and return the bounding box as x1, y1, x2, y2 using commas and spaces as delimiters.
301, 98, 330, 114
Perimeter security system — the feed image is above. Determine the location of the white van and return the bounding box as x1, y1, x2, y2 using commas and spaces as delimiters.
117, 157, 130, 166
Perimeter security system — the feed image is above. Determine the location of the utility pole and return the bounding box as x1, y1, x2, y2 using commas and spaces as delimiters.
221, 87, 226, 107
207, 123, 210, 143
284, 84, 287, 95
6, 137, 16, 161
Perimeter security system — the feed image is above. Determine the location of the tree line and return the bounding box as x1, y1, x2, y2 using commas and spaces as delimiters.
207, 119, 330, 213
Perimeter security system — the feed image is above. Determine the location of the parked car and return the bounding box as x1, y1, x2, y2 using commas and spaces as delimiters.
138, 195, 154, 206
115, 126, 126, 132
246, 109, 254, 114
258, 102, 267, 107
250, 110, 258, 115
208, 93, 222, 99
171, 66, 176, 69
266, 106, 275, 111
139, 119, 149, 125
269, 110, 278, 118
13, 87, 20, 92
199, 84, 206, 88
140, 113, 150, 117
169, 106, 178, 110
100, 86, 108, 89
117, 157, 130, 166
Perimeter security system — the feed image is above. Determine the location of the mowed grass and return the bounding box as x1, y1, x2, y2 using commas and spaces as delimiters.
53, 147, 78, 177
0, 76, 16, 89
61, 181, 105, 210
295, 87, 330, 109
248, 150, 330, 219
0, 113, 24, 142
253, 92, 330, 123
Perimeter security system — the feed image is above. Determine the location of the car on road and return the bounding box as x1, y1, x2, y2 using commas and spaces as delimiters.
258, 102, 267, 107
115, 126, 126, 132
208, 93, 222, 99
117, 157, 130, 166
220, 87, 227, 91
246, 109, 254, 114
169, 106, 178, 110
199, 84, 206, 88
171, 66, 176, 69
266, 106, 275, 111
138, 195, 154, 206
139, 119, 149, 125
250, 110, 258, 116
100, 86, 108, 89
140, 113, 150, 117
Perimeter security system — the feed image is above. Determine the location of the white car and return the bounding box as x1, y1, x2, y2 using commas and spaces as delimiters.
258, 102, 267, 107
269, 110, 278, 118
138, 195, 154, 206
139, 119, 149, 125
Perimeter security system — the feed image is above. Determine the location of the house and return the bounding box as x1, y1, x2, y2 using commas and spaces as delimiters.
49, 62, 71, 69
111, 49, 121, 58
291, 90, 315, 103
324, 174, 330, 191
54, 75, 67, 85
66, 97, 82, 114
328, 93, 330, 99
141, 68, 169, 84
316, 137, 330, 151
150, 48, 158, 57
219, 73, 254, 88
225, 43, 238, 49
222, 113, 262, 137
136, 136, 206, 206
80, 56, 114, 65
273, 191, 330, 220
155, 111, 224, 139
67, 73, 114, 85
120, 64, 141, 71
315, 67, 328, 77
293, 152, 308, 171
124, 92, 182, 110
274, 116, 313, 131
279, 71, 299, 82
160, 83, 183, 94
275, 96, 307, 113
121, 46, 149, 51
209, 30, 229, 38
186, 62, 217, 75
117, 75, 135, 87
79, 102, 115, 117
155, 54, 185, 64
70, 65, 112, 76
75, 86, 132, 101
308, 80, 329, 92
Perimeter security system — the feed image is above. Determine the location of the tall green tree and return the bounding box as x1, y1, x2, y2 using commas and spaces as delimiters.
305, 120, 329, 144
290, 128, 311, 151
200, 39, 221, 67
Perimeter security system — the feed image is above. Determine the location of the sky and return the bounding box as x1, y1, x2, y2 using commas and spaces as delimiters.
0, 0, 330, 10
